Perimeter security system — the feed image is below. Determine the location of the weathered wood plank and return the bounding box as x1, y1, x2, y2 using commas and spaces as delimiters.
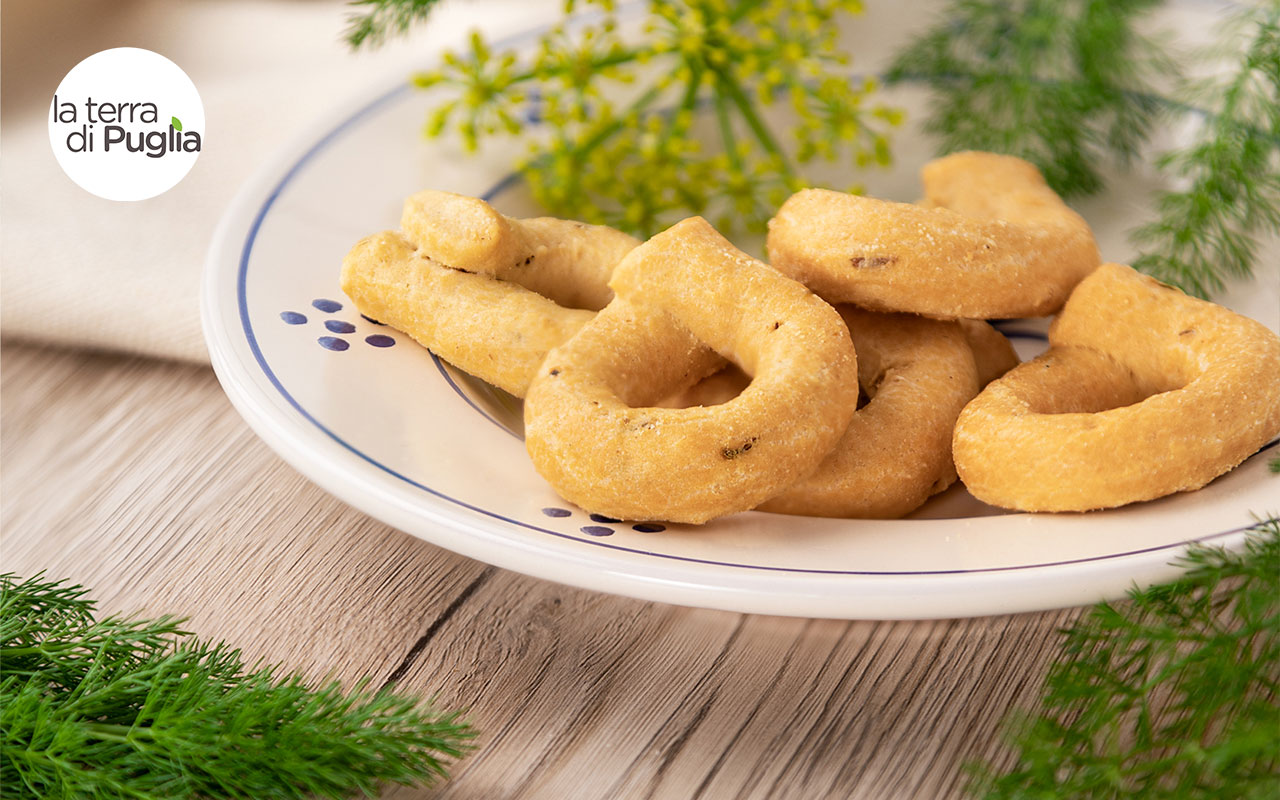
0, 343, 1079, 800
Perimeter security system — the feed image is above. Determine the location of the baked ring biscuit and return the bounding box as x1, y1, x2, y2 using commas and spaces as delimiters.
953, 263, 1280, 511
766, 151, 1100, 318
958, 319, 1020, 387
340, 231, 594, 397
665, 319, 1013, 410
663, 317, 1012, 517
341, 193, 639, 397
401, 190, 639, 311
759, 308, 980, 518
524, 217, 859, 524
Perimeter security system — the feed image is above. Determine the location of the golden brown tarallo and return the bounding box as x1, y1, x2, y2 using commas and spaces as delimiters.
339, 193, 638, 397
953, 263, 1280, 511
958, 319, 1020, 388
400, 190, 638, 311
523, 217, 859, 524
759, 308, 980, 518
766, 152, 1100, 318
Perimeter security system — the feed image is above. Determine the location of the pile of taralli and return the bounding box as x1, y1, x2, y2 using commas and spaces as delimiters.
341, 151, 1280, 525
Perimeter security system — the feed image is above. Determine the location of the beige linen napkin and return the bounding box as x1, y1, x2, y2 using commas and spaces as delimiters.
1, 0, 553, 363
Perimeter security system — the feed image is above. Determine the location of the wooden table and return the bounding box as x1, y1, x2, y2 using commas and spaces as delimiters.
1, 342, 1085, 799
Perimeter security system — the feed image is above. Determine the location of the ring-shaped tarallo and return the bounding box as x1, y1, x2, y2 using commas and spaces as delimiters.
523, 217, 859, 524
759, 308, 980, 518
340, 194, 639, 397
953, 263, 1280, 511
766, 152, 1100, 319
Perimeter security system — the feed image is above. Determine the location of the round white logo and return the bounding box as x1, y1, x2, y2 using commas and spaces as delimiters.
49, 48, 204, 201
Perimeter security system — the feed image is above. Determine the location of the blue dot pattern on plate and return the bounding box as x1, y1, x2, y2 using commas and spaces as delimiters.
589, 513, 620, 523
542, 507, 572, 518
283, 300, 400, 351
581, 525, 614, 537
632, 523, 666, 533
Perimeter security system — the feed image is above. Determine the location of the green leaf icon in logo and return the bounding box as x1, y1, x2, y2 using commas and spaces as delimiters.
171, 116, 183, 131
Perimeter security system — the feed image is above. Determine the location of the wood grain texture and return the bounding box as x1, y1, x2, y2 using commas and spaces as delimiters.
0, 343, 1085, 799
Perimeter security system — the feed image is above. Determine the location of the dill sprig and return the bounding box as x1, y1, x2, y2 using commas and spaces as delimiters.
890, 0, 1280, 300
972, 520, 1280, 799
886, 0, 1168, 199
345, 0, 445, 50
358, 0, 902, 237
0, 574, 474, 800
1132, 4, 1280, 299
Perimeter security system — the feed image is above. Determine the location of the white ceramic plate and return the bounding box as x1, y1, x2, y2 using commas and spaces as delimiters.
203, 9, 1279, 619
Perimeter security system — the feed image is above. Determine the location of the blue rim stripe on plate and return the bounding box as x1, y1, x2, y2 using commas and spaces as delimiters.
429, 354, 522, 440
235, 20, 1279, 576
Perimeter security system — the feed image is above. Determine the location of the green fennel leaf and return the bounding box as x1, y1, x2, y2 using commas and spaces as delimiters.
892, 0, 1280, 299
0, 573, 474, 800
345, 0, 445, 50
886, 0, 1168, 199
1131, 4, 1280, 299
971, 519, 1280, 800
